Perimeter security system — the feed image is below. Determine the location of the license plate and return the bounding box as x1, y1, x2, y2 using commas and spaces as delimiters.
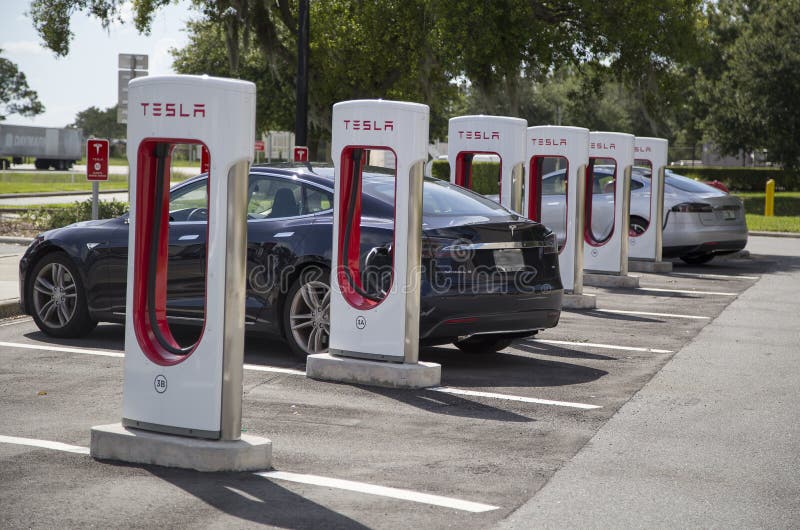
723, 209, 736, 220
493, 249, 526, 271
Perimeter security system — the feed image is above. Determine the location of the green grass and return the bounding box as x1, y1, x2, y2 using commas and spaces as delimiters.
0, 170, 193, 194
746, 214, 800, 232
735, 192, 800, 233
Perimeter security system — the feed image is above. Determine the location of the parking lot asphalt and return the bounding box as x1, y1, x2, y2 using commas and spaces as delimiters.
0, 236, 796, 528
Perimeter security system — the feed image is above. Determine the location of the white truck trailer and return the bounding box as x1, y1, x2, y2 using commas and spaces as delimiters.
0, 124, 83, 170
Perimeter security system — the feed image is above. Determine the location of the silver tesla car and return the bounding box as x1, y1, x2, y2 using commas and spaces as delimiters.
538, 166, 748, 264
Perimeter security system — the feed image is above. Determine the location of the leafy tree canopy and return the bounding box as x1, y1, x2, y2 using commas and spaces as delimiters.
0, 49, 45, 121
70, 104, 126, 139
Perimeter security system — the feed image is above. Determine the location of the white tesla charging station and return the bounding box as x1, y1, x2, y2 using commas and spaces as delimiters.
582, 131, 639, 288
448, 115, 527, 214
306, 100, 441, 388
90, 75, 271, 471
629, 137, 672, 273
526, 126, 595, 309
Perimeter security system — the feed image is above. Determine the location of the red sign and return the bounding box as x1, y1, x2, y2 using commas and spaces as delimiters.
254, 140, 265, 152
86, 139, 109, 181
294, 146, 309, 163
201, 146, 210, 174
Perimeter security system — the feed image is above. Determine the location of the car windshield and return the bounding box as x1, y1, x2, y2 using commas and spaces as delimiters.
363, 176, 511, 217
666, 171, 722, 193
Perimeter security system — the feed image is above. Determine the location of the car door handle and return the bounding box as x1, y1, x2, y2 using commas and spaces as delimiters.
178, 234, 200, 241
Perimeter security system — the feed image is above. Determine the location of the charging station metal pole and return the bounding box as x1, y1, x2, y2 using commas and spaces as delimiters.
526, 126, 595, 309
582, 131, 640, 289
306, 99, 441, 388
90, 75, 272, 472
448, 115, 527, 214
629, 137, 672, 273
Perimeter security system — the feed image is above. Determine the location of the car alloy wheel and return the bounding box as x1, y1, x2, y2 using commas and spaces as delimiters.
32, 261, 78, 329
288, 276, 331, 356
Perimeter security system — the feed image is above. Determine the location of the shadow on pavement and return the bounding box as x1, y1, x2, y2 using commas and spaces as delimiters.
142, 465, 371, 530
362, 385, 536, 423
420, 346, 608, 388
563, 309, 664, 324
510, 341, 618, 361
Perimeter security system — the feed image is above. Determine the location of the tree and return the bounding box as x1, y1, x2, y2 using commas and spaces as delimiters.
702, 1, 800, 168
0, 49, 45, 121
71, 105, 126, 139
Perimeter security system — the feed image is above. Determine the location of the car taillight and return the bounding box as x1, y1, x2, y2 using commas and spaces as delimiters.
671, 202, 713, 213
543, 232, 558, 254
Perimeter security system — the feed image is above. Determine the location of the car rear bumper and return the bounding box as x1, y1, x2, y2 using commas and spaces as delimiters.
419, 289, 562, 342
663, 239, 748, 258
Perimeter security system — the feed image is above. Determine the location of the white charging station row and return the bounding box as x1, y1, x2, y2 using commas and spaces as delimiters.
88, 76, 672, 474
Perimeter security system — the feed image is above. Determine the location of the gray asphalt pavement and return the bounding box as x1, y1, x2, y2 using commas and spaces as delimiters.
499, 235, 800, 529
0, 236, 797, 528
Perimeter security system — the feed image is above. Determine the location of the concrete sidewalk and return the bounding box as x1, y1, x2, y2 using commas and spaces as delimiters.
499, 236, 800, 528
0, 242, 26, 317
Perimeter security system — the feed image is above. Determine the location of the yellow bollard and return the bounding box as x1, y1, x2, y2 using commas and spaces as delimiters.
765, 179, 775, 217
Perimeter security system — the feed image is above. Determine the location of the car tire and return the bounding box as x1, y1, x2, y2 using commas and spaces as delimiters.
453, 336, 513, 354
680, 253, 715, 265
28, 252, 97, 338
282, 266, 330, 358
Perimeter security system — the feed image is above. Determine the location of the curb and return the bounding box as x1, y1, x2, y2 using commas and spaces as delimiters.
0, 236, 33, 245
0, 299, 22, 319
750, 231, 800, 239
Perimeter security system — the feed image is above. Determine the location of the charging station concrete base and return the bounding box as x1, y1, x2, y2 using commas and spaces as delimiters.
628, 260, 673, 273
583, 273, 641, 289
90, 423, 272, 472
562, 293, 597, 309
306, 353, 441, 389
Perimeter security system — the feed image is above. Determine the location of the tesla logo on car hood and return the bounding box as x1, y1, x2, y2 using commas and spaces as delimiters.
509, 224, 517, 237
458, 130, 500, 140
531, 137, 567, 147
343, 120, 394, 131
140, 103, 206, 118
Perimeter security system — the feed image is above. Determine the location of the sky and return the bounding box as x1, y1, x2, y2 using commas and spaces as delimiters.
1, 0, 195, 127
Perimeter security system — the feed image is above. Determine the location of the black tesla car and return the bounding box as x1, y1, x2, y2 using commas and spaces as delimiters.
19, 164, 562, 357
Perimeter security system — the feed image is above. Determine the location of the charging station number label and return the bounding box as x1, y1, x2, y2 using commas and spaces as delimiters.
154, 375, 168, 394
493, 249, 526, 272
356, 316, 366, 330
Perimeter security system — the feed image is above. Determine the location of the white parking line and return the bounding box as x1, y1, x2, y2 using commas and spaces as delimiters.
430, 387, 600, 410
257, 471, 499, 513
0, 340, 605, 409
636, 287, 738, 297
0, 317, 32, 327
244, 363, 307, 376
0, 341, 124, 357
0, 434, 498, 513
0, 435, 90, 454
594, 309, 711, 320
669, 272, 759, 281
532, 338, 673, 354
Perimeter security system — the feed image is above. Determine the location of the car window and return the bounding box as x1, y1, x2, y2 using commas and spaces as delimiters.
170, 180, 208, 211
364, 176, 510, 217
542, 170, 566, 196
592, 170, 615, 194
630, 179, 644, 191
666, 171, 723, 194
248, 177, 303, 218
302, 185, 333, 214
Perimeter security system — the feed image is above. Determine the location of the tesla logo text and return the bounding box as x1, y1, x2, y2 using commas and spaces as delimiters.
140, 103, 206, 118
458, 130, 500, 140
590, 142, 616, 150
343, 119, 394, 131
531, 137, 567, 147
635, 146, 652, 153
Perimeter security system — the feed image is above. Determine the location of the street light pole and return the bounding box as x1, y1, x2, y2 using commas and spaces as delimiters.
295, 0, 309, 150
